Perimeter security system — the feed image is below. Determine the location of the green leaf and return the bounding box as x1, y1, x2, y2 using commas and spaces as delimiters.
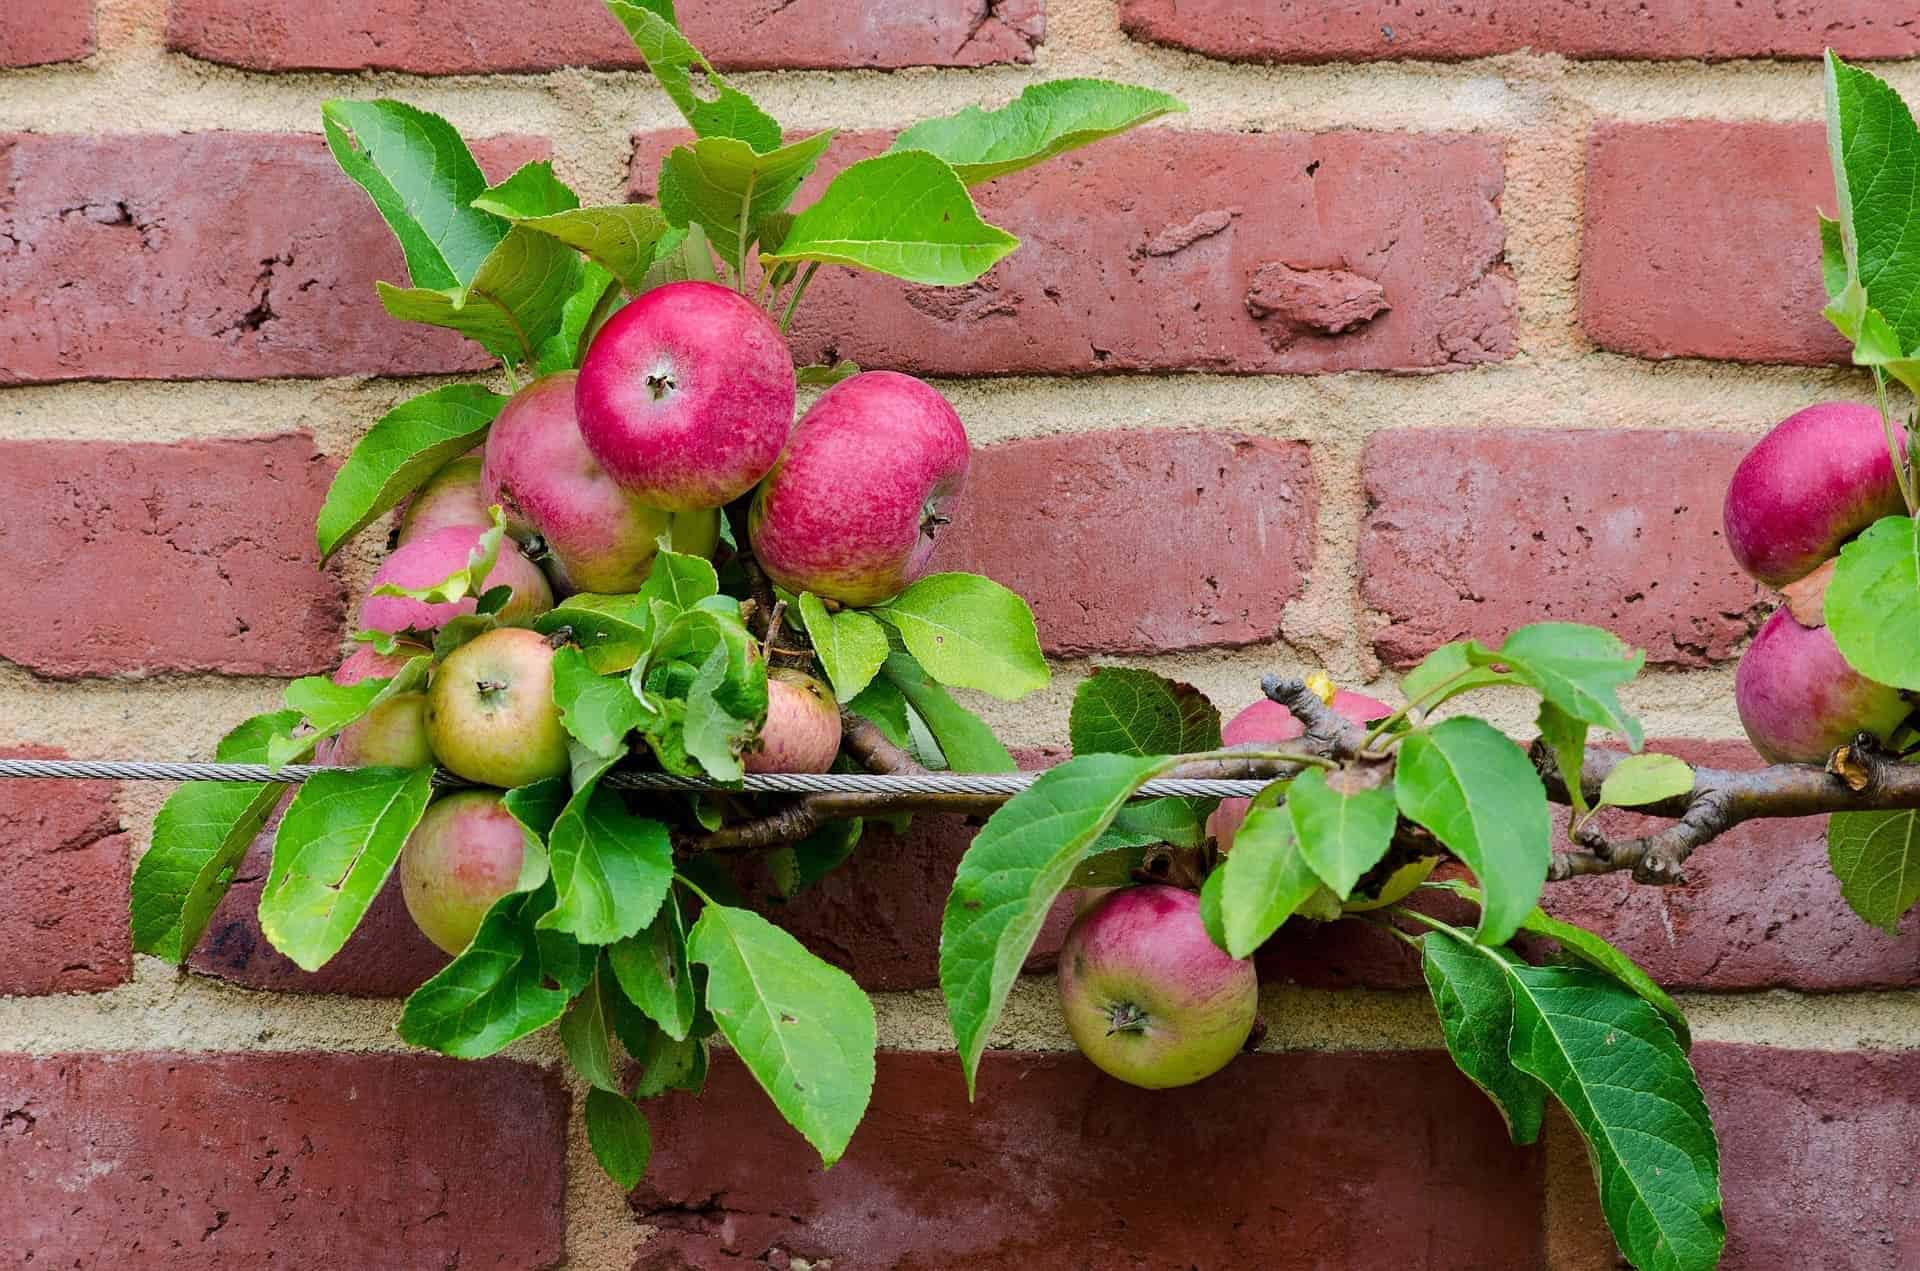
377, 226, 582, 367
1103, 796, 1207, 850
1828, 809, 1920, 933
1214, 791, 1325, 957
540, 767, 675, 945
1598, 753, 1696, 810
637, 546, 720, 615
798, 593, 888, 702
890, 79, 1186, 185
476, 200, 672, 293
1400, 641, 1513, 713
1394, 717, 1551, 946
659, 132, 836, 270
760, 150, 1019, 286
1827, 515, 1920, 689
1824, 53, 1920, 358
1420, 935, 1546, 1144
470, 159, 579, 219
689, 904, 876, 1165
626, 1016, 709, 1097
636, 603, 767, 781
267, 658, 433, 770
1069, 667, 1220, 758
873, 573, 1048, 701
398, 889, 570, 1057
604, 1, 780, 153
534, 593, 654, 674
584, 1088, 652, 1188
130, 710, 302, 961
314, 385, 504, 562
1286, 767, 1396, 899
1474, 623, 1644, 748
321, 99, 504, 289
552, 645, 649, 759
560, 963, 622, 1092
608, 895, 696, 1041
796, 359, 859, 387
880, 652, 1015, 773
941, 753, 1165, 1094
1503, 963, 1724, 1271
536, 261, 619, 374
257, 766, 435, 972
1537, 701, 1591, 827
502, 778, 565, 893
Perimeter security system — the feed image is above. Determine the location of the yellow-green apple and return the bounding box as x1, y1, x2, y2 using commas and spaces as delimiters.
425, 627, 570, 788
396, 453, 490, 545
743, 669, 841, 773
315, 641, 434, 769
1206, 690, 1391, 851
399, 790, 527, 955
1735, 607, 1909, 764
359, 524, 553, 636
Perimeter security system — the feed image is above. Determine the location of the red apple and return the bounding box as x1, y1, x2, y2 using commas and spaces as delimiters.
396, 452, 490, 545
400, 790, 527, 955
482, 370, 718, 596
1724, 401, 1909, 588
575, 280, 795, 511
749, 371, 969, 607
1056, 884, 1258, 1089
1206, 690, 1391, 851
743, 669, 841, 773
359, 523, 554, 636
315, 641, 434, 769
1735, 607, 1909, 764
424, 627, 570, 788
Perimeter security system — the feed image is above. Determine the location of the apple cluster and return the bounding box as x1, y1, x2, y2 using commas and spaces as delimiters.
1723, 402, 1913, 764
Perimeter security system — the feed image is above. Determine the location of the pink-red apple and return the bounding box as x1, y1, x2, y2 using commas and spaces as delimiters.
400, 790, 527, 955
315, 641, 435, 769
359, 524, 553, 636
748, 371, 969, 607
396, 453, 490, 545
482, 371, 718, 595
743, 669, 841, 773
1735, 607, 1909, 764
1056, 884, 1258, 1089
1723, 401, 1909, 588
425, 627, 570, 788
575, 280, 795, 511
1206, 690, 1391, 851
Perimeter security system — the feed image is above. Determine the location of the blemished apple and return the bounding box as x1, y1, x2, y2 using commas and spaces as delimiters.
1206, 690, 1392, 851
396, 453, 490, 545
575, 280, 796, 511
315, 641, 435, 769
1056, 884, 1258, 1090
743, 669, 841, 773
359, 523, 554, 636
400, 790, 527, 955
482, 370, 718, 596
1735, 607, 1909, 764
749, 371, 970, 607
1723, 401, 1909, 588
425, 627, 570, 788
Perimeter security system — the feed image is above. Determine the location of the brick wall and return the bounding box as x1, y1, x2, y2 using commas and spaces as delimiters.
2, 1, 1916, 1267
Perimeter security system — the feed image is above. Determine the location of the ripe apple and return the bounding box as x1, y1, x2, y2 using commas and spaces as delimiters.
748, 371, 969, 607
399, 790, 527, 955
482, 370, 718, 596
575, 280, 796, 511
396, 453, 490, 545
1206, 690, 1391, 851
743, 669, 841, 773
1735, 607, 1909, 764
359, 523, 554, 636
425, 627, 570, 788
315, 641, 435, 769
1056, 884, 1258, 1089
1723, 401, 1909, 588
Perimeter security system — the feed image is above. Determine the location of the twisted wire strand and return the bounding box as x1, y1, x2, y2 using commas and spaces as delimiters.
0, 758, 1273, 799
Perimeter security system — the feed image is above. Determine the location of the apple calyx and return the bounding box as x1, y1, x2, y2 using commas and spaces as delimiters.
645, 369, 676, 401
1105, 1002, 1150, 1036
473, 678, 509, 697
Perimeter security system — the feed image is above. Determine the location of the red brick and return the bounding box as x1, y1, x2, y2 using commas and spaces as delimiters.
632, 1050, 1542, 1267
168, 0, 1042, 73
0, 132, 546, 383
0, 435, 348, 678
1119, 0, 1920, 63
0, 745, 129, 995
633, 128, 1514, 375
0, 1051, 567, 1267
1360, 429, 1768, 668
0, 3, 93, 66
923, 431, 1315, 656
1581, 122, 1848, 366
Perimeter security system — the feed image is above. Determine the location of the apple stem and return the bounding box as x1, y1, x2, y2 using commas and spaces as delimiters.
1872, 369, 1918, 515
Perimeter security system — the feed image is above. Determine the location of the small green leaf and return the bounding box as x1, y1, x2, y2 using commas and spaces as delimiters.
609, 895, 696, 1041
1828, 809, 1920, 933
552, 645, 649, 758
1828, 515, 1920, 689
891, 79, 1186, 185
470, 159, 579, 219
1475, 623, 1645, 748
477, 200, 671, 293
1420, 935, 1546, 1144
761, 150, 1019, 286
1214, 791, 1324, 957
536, 261, 619, 374
880, 652, 1015, 773
584, 1088, 652, 1188
267, 660, 432, 770
258, 766, 435, 972
659, 132, 835, 270
560, 963, 622, 1092
873, 573, 1048, 701
690, 904, 877, 1165
368, 507, 506, 609
798, 593, 888, 701
636, 603, 767, 781
1400, 641, 1513, 712
604, 1, 780, 152
1069, 667, 1220, 758
1597, 753, 1696, 810
540, 766, 675, 945
314, 385, 504, 562
638, 546, 720, 616
534, 593, 654, 674
502, 778, 565, 893
796, 359, 859, 387
1538, 701, 1591, 827
377, 227, 582, 367
1286, 767, 1396, 899
398, 890, 570, 1058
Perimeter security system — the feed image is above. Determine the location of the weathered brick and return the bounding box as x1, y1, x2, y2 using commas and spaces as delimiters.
926, 431, 1315, 656
167, 0, 1042, 72
0, 745, 129, 995
1120, 0, 1920, 63
633, 128, 1514, 375
1581, 122, 1848, 365
0, 3, 93, 66
0, 132, 546, 383
0, 1052, 567, 1267
633, 1050, 1542, 1268
0, 435, 347, 678
1360, 429, 1768, 668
